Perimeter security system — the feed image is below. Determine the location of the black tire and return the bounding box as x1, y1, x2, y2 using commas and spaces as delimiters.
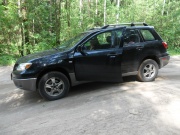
38, 72, 70, 101
137, 59, 159, 82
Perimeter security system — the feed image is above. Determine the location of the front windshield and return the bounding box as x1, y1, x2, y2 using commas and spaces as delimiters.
58, 33, 87, 51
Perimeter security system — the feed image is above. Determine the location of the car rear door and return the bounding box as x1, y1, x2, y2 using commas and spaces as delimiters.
121, 28, 144, 74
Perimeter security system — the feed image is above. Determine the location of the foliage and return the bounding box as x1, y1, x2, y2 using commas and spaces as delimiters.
0, 0, 180, 65
0, 55, 17, 65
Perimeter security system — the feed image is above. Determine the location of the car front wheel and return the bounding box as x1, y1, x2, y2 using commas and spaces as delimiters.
137, 59, 159, 82
38, 72, 70, 101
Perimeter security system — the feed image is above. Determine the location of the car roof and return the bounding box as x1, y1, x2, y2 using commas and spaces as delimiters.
85, 23, 154, 33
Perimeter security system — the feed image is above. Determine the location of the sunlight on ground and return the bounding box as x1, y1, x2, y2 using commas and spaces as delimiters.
159, 100, 180, 128
120, 85, 130, 91
140, 89, 180, 129
5, 93, 24, 103
90, 109, 110, 120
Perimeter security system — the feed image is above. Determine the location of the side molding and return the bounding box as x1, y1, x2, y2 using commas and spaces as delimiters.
122, 71, 138, 77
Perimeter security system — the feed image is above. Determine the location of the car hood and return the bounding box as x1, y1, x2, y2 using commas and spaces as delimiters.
16, 49, 63, 63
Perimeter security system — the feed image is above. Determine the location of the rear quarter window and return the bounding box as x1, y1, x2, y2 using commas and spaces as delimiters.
140, 29, 155, 41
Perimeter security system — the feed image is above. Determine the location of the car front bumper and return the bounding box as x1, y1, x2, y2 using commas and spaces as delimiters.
159, 55, 170, 68
12, 77, 37, 91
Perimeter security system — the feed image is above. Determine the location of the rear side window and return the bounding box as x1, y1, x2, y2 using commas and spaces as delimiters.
140, 29, 155, 41
123, 29, 140, 46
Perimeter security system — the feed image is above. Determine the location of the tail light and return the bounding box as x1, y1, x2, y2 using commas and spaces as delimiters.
162, 42, 168, 49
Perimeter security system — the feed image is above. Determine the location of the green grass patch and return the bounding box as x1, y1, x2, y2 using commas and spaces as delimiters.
0, 54, 18, 66
168, 48, 180, 56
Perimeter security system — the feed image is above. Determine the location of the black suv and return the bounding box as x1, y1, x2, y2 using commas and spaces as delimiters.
12, 23, 170, 100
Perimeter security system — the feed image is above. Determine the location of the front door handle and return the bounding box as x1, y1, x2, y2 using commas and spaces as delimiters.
109, 55, 116, 58
136, 46, 144, 50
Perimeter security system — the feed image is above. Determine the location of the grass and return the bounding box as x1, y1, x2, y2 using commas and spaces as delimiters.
168, 48, 180, 56
0, 55, 18, 66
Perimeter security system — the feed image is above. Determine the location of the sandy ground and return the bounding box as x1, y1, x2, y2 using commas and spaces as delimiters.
0, 56, 180, 135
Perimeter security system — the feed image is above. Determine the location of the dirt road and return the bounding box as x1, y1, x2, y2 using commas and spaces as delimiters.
0, 56, 180, 135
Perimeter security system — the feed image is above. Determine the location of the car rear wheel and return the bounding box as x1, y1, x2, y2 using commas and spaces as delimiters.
38, 72, 70, 101
137, 59, 159, 82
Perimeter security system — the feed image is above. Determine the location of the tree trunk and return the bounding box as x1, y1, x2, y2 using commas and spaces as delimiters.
49, 0, 53, 34
79, 0, 83, 26
104, 0, 106, 26
22, 0, 30, 55
2, 0, 8, 6
55, 0, 61, 45
116, 0, 120, 24
95, 0, 98, 16
18, 0, 24, 56
20, 23, 24, 56
32, 19, 35, 46
88, 0, 91, 17
66, 0, 70, 27
162, 0, 166, 15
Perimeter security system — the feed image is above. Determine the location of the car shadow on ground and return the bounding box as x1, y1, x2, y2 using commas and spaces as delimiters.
20, 76, 137, 102
1, 75, 137, 108
68, 76, 137, 97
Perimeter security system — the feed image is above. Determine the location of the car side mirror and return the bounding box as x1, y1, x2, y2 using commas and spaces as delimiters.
77, 46, 82, 52
77, 45, 87, 56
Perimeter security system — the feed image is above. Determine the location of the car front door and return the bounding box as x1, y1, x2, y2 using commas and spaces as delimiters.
73, 30, 123, 82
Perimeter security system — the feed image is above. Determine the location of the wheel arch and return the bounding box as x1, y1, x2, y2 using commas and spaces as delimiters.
36, 67, 71, 90
139, 55, 160, 69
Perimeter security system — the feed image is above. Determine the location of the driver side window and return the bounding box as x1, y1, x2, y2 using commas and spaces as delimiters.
84, 32, 112, 51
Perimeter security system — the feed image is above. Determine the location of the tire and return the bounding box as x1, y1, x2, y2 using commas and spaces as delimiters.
137, 59, 159, 82
38, 72, 70, 101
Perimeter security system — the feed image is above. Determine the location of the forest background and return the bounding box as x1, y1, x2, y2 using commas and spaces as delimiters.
0, 0, 179, 65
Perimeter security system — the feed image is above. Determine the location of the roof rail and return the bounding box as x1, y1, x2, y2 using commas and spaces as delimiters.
89, 27, 101, 30
109, 22, 148, 27
89, 22, 148, 30
89, 24, 110, 30
101, 25, 109, 29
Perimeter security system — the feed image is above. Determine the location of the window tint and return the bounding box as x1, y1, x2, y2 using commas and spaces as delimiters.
123, 29, 140, 46
116, 30, 123, 37
98, 32, 111, 45
84, 30, 122, 51
141, 30, 155, 41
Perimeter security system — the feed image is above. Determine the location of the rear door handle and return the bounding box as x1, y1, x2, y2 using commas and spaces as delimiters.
107, 53, 118, 57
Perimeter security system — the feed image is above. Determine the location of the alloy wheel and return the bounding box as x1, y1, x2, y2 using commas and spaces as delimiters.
44, 77, 64, 97
143, 64, 156, 79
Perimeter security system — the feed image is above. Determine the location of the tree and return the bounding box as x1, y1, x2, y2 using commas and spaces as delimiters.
0, 0, 180, 65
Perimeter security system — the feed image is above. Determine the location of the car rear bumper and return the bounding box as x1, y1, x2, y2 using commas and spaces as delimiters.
12, 77, 37, 91
159, 55, 170, 68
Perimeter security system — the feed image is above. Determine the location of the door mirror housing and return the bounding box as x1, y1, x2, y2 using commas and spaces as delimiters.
77, 46, 82, 52
77, 45, 87, 56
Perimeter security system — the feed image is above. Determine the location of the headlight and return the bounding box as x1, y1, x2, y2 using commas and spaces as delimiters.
17, 63, 32, 71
